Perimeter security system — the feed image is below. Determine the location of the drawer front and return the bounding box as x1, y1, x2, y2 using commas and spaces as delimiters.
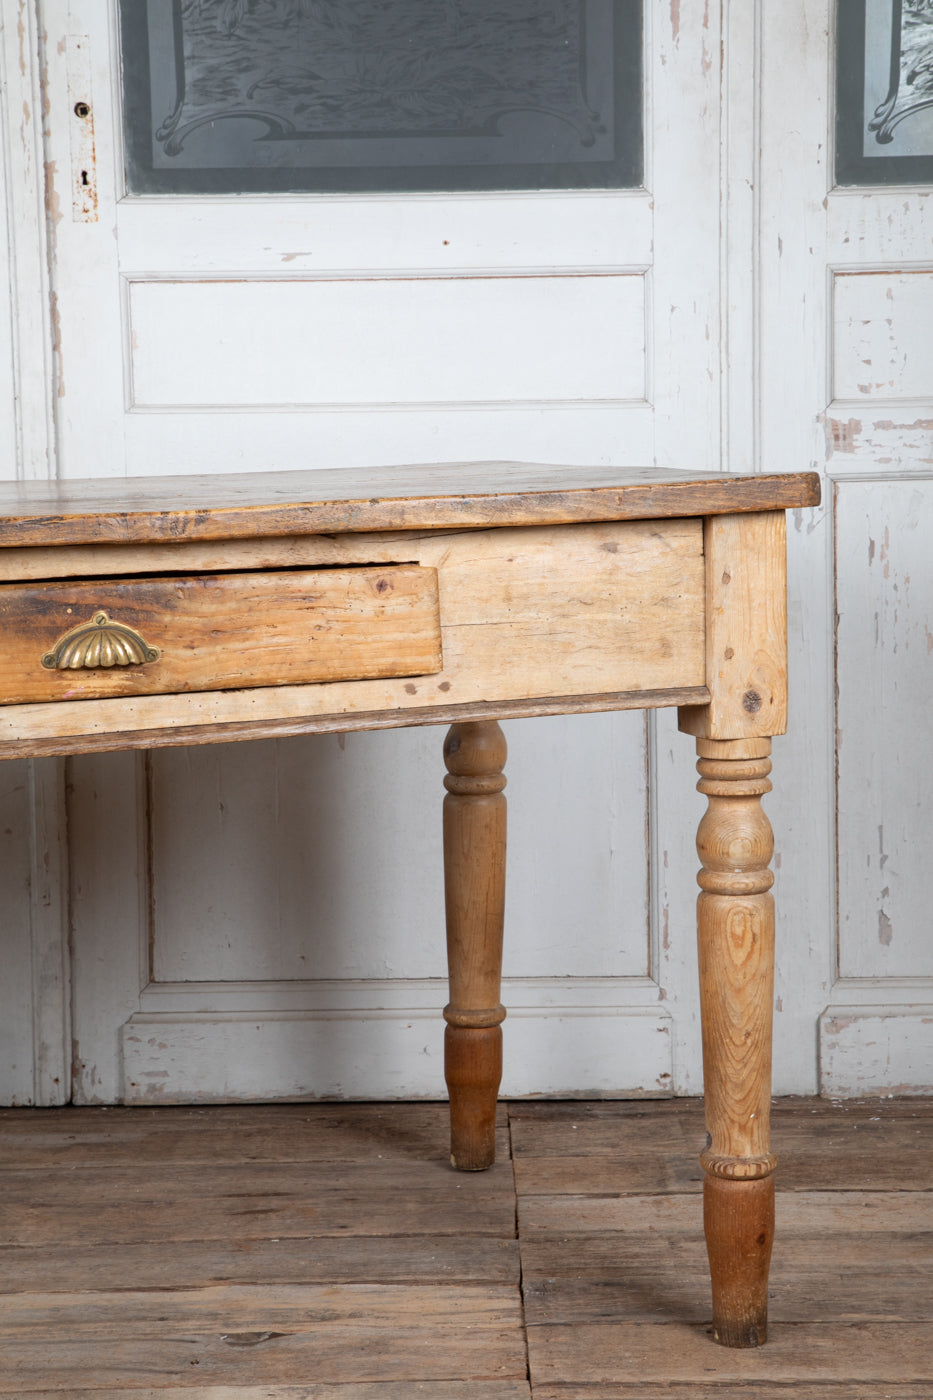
0, 566, 441, 704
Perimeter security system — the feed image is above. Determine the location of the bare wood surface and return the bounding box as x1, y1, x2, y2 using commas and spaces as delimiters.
679, 512, 788, 740
694, 743, 776, 1173
0, 1101, 507, 1167
519, 1189, 933, 1235
0, 1100, 928, 1395
0, 527, 468, 583
0, 686, 710, 760
510, 1097, 933, 1192
0, 1102, 524, 1391
0, 463, 821, 548
2, 1282, 520, 1336
0, 1160, 516, 1246
0, 518, 706, 756
0, 566, 441, 704
521, 1230, 933, 1323
687, 738, 777, 1345
528, 1321, 933, 1386
2, 1234, 520, 1294
443, 721, 508, 1171
515, 1098, 933, 1393
18, 1387, 532, 1400
0, 1284, 526, 1390
533, 1388, 931, 1400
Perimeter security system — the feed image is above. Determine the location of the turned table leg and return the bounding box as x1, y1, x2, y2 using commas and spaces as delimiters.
442, 720, 507, 1171
695, 736, 777, 1347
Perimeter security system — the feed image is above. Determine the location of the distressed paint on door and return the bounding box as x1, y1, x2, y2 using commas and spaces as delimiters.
34, 0, 724, 1104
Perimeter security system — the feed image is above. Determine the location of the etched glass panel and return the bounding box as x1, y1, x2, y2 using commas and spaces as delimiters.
837, 0, 933, 185
120, 0, 643, 193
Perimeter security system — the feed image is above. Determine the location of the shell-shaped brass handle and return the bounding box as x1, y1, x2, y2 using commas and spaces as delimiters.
41, 610, 160, 670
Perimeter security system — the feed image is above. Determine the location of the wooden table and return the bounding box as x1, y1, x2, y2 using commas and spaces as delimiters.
0, 462, 820, 1347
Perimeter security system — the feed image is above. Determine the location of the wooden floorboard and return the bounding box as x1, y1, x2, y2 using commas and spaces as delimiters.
516, 1098, 933, 1397
1, 1098, 930, 1395
531, 1386, 933, 1399
19, 1388, 533, 1400
20, 1390, 533, 1400
0, 1159, 516, 1246
510, 1097, 933, 1193
2, 1234, 520, 1293
1, 1284, 527, 1389
0, 1102, 510, 1168
519, 1188, 933, 1235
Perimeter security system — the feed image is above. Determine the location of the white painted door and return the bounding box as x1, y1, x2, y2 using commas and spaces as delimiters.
18, 0, 724, 1106
756, 0, 933, 1094
23, 2, 931, 1108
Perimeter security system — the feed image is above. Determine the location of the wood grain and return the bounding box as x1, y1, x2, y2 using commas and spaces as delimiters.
514, 1098, 933, 1388
1, 1099, 928, 1395
0, 1160, 517, 1246
527, 1321, 933, 1386
0, 463, 821, 548
511, 1098, 933, 1194
1, 1234, 521, 1293
2, 1281, 521, 1335
0, 1284, 527, 1390
679, 511, 788, 740
443, 721, 508, 1171
17, 1388, 532, 1400
0, 686, 710, 760
520, 1230, 933, 1324
694, 743, 776, 1174
0, 566, 441, 704
0, 1101, 507, 1167
19, 1388, 531, 1400
0, 519, 706, 752
532, 1388, 930, 1400
684, 739, 778, 1344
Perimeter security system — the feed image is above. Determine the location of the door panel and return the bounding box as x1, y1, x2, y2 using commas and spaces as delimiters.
127, 273, 647, 409
10, 0, 724, 1103
9, 0, 927, 1105
836, 480, 933, 981
759, 0, 933, 1093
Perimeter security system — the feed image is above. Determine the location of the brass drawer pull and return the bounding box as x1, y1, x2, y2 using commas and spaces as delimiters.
42, 610, 160, 670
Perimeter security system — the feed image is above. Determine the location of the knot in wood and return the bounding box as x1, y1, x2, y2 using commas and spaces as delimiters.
444, 772, 507, 796
700, 1151, 778, 1181
443, 1002, 507, 1029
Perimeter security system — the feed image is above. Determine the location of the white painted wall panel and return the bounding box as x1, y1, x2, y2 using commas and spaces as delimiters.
833, 271, 933, 402
0, 761, 40, 1105
836, 478, 933, 979
128, 274, 646, 409
117, 405, 654, 480
121, 1005, 673, 1104
150, 713, 651, 985
820, 1007, 933, 1096
117, 193, 654, 276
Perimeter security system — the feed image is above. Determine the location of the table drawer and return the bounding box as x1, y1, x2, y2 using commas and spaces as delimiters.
0, 565, 442, 704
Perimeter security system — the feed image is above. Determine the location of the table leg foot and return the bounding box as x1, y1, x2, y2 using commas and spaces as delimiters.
444, 1024, 502, 1170
442, 721, 507, 1172
704, 1174, 774, 1346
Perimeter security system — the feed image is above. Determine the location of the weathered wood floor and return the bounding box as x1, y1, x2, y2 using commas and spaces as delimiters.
0, 1097, 930, 1397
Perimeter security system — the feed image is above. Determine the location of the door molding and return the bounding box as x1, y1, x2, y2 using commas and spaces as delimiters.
0, 1, 57, 481
0, 4, 68, 1106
